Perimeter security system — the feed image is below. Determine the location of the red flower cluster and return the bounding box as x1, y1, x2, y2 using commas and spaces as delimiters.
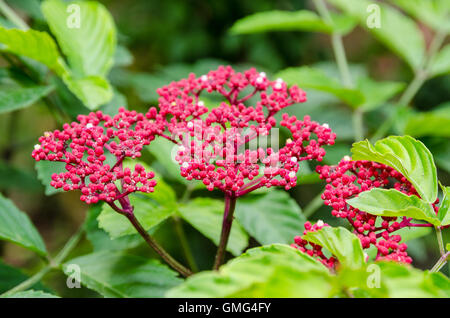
292, 221, 337, 268
315, 158, 440, 264
32, 108, 157, 205
146, 66, 336, 195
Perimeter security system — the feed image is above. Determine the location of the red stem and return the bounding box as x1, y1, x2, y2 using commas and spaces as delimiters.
213, 192, 237, 270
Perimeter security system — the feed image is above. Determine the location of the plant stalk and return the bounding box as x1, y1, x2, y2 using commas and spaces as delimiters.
431, 252, 449, 273
125, 211, 192, 277
213, 192, 237, 270
0, 225, 84, 297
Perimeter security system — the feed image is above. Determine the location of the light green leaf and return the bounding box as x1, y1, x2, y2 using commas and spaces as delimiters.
235, 190, 306, 245
114, 45, 134, 67
62, 74, 113, 110
351, 136, 438, 203
230, 10, 345, 35
328, 0, 426, 70
347, 188, 440, 226
430, 45, 450, 77
388, 0, 450, 32
35, 160, 66, 196
2, 290, 59, 298
0, 85, 53, 114
376, 261, 450, 297
0, 26, 67, 75
42, 0, 116, 78
0, 194, 47, 256
276, 66, 364, 106
41, 0, 116, 109
177, 198, 248, 256
166, 244, 332, 298
438, 185, 450, 226
64, 251, 182, 297
303, 226, 365, 269
404, 103, 450, 137
355, 77, 405, 111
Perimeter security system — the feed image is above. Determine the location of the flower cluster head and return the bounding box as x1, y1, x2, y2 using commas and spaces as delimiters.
315, 157, 441, 264
292, 220, 337, 268
147, 66, 336, 195
32, 108, 158, 206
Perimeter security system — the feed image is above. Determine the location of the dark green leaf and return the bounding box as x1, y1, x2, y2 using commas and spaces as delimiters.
0, 194, 47, 256
235, 190, 305, 245
0, 85, 53, 114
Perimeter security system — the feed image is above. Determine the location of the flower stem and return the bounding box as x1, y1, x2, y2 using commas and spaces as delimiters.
173, 216, 199, 273
213, 192, 237, 270
352, 109, 364, 142
124, 211, 192, 277
0, 225, 84, 297
0, 0, 28, 29
431, 252, 449, 273
303, 191, 324, 218
435, 226, 445, 256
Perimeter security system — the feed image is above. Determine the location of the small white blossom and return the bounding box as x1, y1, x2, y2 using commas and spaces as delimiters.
288, 171, 296, 179
34, 144, 41, 150
317, 220, 324, 227
86, 123, 94, 129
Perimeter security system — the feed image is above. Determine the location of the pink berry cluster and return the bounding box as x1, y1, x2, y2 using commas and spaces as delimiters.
315, 158, 440, 264
146, 66, 336, 195
32, 108, 157, 205
292, 221, 337, 268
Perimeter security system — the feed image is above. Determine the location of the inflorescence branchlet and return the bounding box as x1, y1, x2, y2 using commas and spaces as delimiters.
145, 65, 336, 196
32, 108, 158, 210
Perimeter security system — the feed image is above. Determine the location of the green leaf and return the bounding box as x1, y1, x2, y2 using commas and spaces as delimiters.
375, 261, 450, 297
177, 198, 249, 256
166, 244, 332, 298
276, 66, 365, 106
0, 85, 53, 114
114, 45, 134, 67
235, 190, 306, 245
42, 0, 116, 78
404, 103, 450, 137
0, 194, 47, 256
347, 188, 440, 226
63, 251, 182, 297
2, 290, 59, 298
41, 0, 117, 109
35, 160, 66, 196
388, 0, 450, 32
430, 45, 450, 77
230, 10, 339, 34
0, 26, 67, 75
355, 77, 405, 111
328, 0, 426, 70
62, 74, 113, 110
438, 185, 450, 226
351, 136, 438, 203
303, 227, 365, 269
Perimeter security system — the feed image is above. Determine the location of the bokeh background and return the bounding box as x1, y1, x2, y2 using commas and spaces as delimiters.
0, 0, 449, 297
